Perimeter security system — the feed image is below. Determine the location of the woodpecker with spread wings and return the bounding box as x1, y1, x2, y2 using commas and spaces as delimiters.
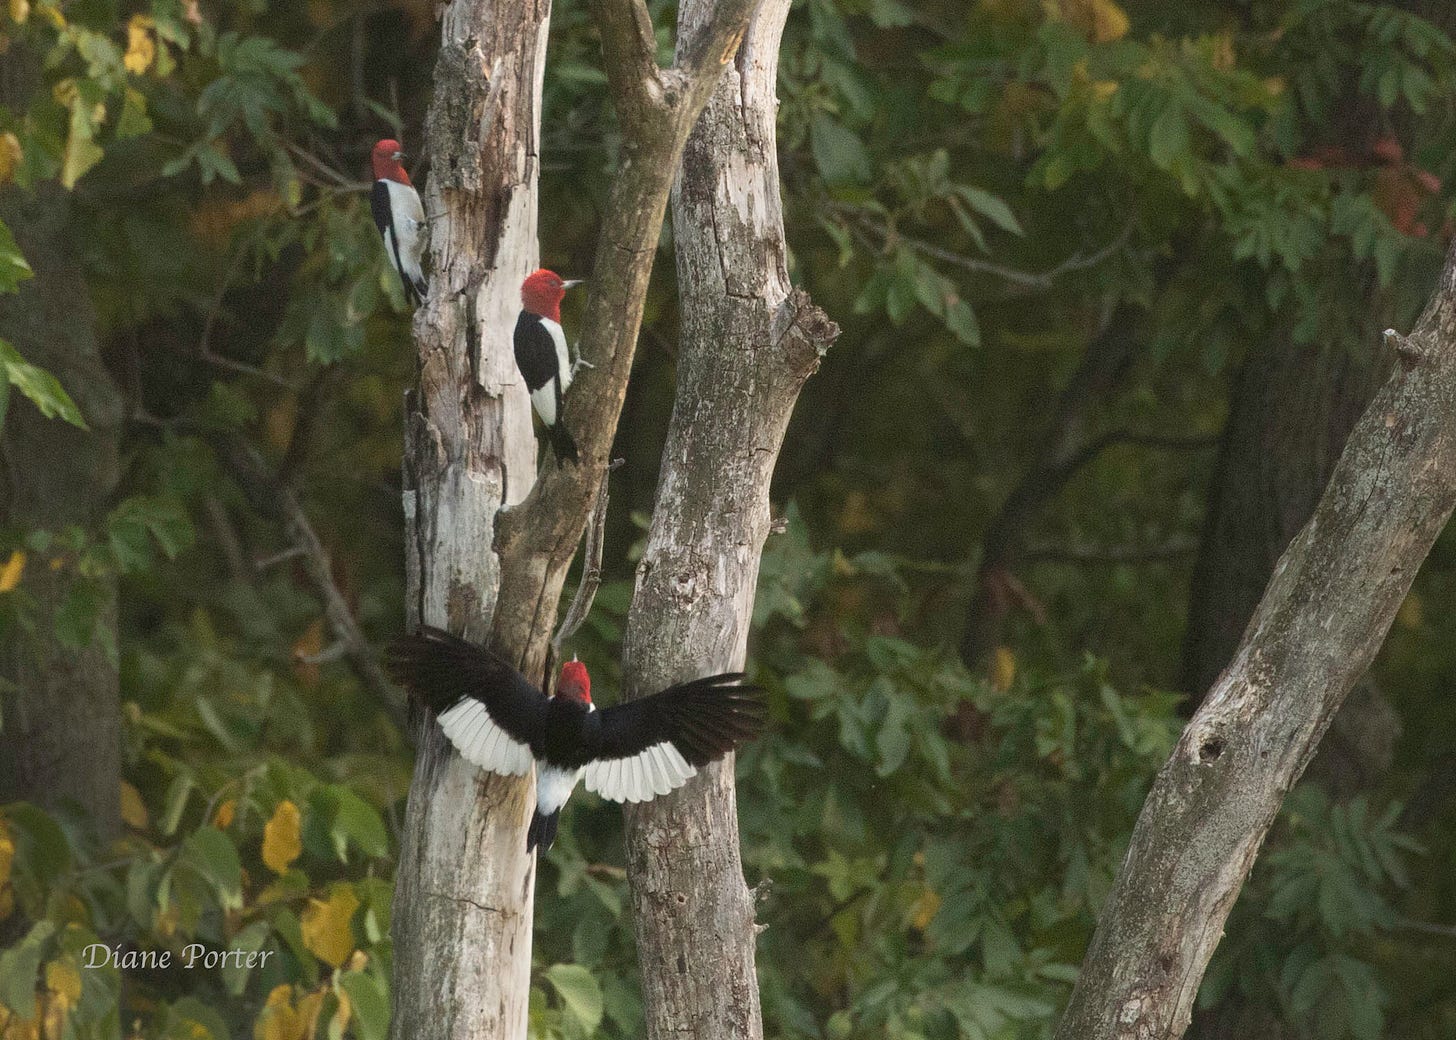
386, 627, 766, 852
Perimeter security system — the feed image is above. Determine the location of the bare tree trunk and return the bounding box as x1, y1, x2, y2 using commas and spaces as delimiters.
390, 0, 765, 1035
388, 2, 548, 1036
618, 4, 836, 1035
1051, 243, 1456, 1040
0, 185, 123, 839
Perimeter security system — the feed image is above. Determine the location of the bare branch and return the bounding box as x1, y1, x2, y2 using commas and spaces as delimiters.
220, 440, 408, 730
551, 457, 622, 658
1022, 540, 1197, 565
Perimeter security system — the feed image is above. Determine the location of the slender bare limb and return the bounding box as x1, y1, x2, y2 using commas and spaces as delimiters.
1052, 238, 1456, 1040
551, 457, 621, 659
220, 440, 408, 730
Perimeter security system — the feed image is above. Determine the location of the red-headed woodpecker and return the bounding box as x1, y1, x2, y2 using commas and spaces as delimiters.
386, 627, 765, 852
370, 139, 428, 306
515, 268, 586, 465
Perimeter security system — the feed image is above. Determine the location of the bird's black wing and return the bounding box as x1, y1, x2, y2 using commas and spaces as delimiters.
372, 180, 419, 305
385, 627, 550, 775
369, 180, 392, 237
582, 674, 766, 803
513, 313, 559, 392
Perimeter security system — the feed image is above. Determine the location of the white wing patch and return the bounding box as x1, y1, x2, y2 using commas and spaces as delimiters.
437, 700, 533, 776
384, 179, 426, 291
528, 318, 573, 428
584, 743, 698, 804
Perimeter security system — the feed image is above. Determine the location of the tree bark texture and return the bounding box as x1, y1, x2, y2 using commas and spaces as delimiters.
488, 0, 761, 688
388, 1, 548, 1036
618, 2, 837, 1035
0, 185, 124, 839
1052, 241, 1456, 1040
391, 0, 763, 1034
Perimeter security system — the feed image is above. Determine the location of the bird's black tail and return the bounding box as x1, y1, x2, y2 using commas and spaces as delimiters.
548, 421, 579, 466
527, 810, 560, 853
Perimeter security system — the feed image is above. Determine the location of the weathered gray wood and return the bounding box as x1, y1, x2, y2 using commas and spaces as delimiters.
389, 0, 548, 1036
1053, 242, 1456, 1039
392, 0, 765, 1035
490, 0, 762, 686
619, 3, 837, 1036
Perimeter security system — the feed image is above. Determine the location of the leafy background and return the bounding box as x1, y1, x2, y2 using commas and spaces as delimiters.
3, 0, 1456, 1038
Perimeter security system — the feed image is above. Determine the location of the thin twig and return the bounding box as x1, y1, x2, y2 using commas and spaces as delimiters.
1022, 541, 1198, 565
221, 440, 408, 730
831, 202, 1133, 294
551, 458, 623, 659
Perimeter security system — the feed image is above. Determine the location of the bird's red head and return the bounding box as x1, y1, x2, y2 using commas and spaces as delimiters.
521, 268, 579, 323
371, 139, 411, 185
557, 659, 591, 704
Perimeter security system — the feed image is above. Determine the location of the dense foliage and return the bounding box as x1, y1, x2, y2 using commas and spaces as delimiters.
4, 0, 1456, 1038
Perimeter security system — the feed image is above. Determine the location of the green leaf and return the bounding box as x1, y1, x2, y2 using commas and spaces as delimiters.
180, 825, 243, 910
0, 921, 54, 1014
811, 115, 872, 185
0, 220, 33, 294
545, 964, 604, 1035
338, 971, 390, 1040
953, 186, 1024, 236
0, 339, 86, 428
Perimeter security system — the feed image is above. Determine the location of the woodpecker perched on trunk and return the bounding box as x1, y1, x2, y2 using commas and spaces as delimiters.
386, 627, 765, 852
370, 139, 428, 306
514, 268, 586, 465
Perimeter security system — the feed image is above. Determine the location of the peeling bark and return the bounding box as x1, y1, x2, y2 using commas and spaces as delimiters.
388, 0, 548, 1036
392, 0, 767, 1035
489, 0, 762, 686
1052, 241, 1456, 1040
619, 4, 837, 1037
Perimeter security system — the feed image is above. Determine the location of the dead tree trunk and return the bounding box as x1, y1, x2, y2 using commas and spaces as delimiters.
1052, 241, 1456, 1040
618, 2, 836, 1034
388, 1, 548, 1036
391, 0, 763, 1035
0, 185, 124, 839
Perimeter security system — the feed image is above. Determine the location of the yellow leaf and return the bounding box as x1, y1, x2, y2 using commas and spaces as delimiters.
44, 961, 80, 1010
0, 819, 14, 921
910, 887, 941, 931
123, 15, 155, 75
0, 133, 20, 185
262, 800, 302, 875
1049, 0, 1129, 43
990, 646, 1016, 692
295, 990, 324, 1039
301, 886, 359, 968
254, 985, 307, 1040
0, 551, 25, 594
119, 781, 148, 830
7, 0, 28, 24
214, 799, 237, 829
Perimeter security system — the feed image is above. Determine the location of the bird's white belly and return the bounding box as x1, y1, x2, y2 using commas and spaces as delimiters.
536, 763, 583, 814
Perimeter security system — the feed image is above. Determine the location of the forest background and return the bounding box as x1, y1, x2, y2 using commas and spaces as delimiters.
3, 0, 1456, 1038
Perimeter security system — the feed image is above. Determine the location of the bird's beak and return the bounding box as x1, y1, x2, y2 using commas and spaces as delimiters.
393, 152, 404, 160
562, 279, 584, 289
